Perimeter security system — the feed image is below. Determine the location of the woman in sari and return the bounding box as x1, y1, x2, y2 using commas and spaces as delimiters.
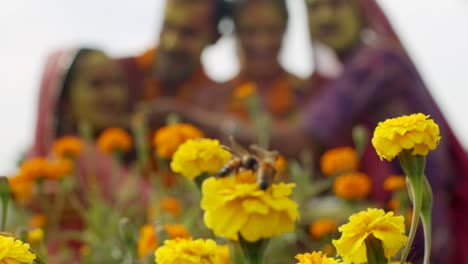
301, 0, 468, 262
26, 48, 150, 261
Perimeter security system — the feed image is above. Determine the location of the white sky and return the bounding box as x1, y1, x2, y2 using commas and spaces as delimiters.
1, 0, 467, 174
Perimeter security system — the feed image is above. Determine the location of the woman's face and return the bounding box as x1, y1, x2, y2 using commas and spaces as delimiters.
69, 51, 129, 131
306, 0, 363, 54
236, 1, 287, 78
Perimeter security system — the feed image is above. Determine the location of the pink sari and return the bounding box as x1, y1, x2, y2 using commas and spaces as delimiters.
29, 49, 151, 259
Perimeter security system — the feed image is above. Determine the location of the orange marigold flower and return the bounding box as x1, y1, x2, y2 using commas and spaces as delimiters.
234, 82, 257, 100
163, 224, 191, 239
333, 172, 371, 200
383, 175, 407, 191
48, 159, 73, 180
160, 197, 182, 218
19, 158, 51, 181
28, 214, 47, 229
97, 128, 133, 154
136, 48, 156, 71
8, 175, 34, 206
137, 224, 158, 259
274, 155, 288, 173
309, 219, 338, 240
153, 123, 204, 160
52, 136, 82, 159
320, 147, 359, 176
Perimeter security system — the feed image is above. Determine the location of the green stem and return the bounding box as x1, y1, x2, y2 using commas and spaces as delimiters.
1, 198, 8, 231
398, 151, 425, 264
238, 236, 269, 264
0, 176, 10, 231
365, 234, 388, 264
420, 176, 433, 264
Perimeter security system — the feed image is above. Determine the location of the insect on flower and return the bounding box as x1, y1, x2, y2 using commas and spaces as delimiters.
218, 136, 279, 190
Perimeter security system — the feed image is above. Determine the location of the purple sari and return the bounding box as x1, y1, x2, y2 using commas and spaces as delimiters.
303, 1, 468, 263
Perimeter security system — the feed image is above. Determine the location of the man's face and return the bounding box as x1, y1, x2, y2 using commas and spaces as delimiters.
156, 1, 215, 83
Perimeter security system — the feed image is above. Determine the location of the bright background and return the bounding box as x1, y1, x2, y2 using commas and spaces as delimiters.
1, 0, 467, 174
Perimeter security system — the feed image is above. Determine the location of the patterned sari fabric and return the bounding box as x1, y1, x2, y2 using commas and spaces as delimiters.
303, 1, 468, 263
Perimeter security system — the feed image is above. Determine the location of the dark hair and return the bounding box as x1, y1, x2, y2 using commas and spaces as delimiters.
55, 48, 101, 135
229, 0, 289, 26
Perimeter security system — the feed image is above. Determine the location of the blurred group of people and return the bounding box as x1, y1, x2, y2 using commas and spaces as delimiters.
28, 0, 468, 263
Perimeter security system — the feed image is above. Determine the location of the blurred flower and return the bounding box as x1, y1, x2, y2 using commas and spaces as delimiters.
320, 147, 359, 176
213, 244, 231, 264
19, 157, 51, 181
96, 128, 132, 154
384, 175, 407, 191
274, 155, 288, 179
52, 136, 82, 159
136, 48, 156, 71
268, 80, 294, 115
372, 113, 440, 161
332, 208, 407, 264
322, 244, 335, 258
309, 219, 338, 240
8, 175, 34, 205
28, 214, 47, 229
295, 251, 341, 264
160, 196, 182, 218
153, 123, 204, 160
171, 139, 231, 180
0, 235, 36, 263
201, 171, 299, 242
154, 238, 217, 264
387, 198, 400, 212
138, 224, 158, 259
333, 172, 371, 200
163, 224, 191, 239
80, 245, 91, 257
234, 82, 257, 100
48, 159, 73, 180
27, 228, 44, 245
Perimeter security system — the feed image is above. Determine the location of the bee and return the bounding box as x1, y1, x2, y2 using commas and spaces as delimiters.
217, 136, 259, 177
249, 145, 279, 190
217, 136, 280, 190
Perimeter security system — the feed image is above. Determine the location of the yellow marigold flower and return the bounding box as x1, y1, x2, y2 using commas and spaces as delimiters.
138, 224, 158, 259
27, 228, 44, 245
28, 214, 47, 229
332, 208, 407, 264
295, 251, 341, 264
201, 172, 299, 242
154, 238, 217, 264
97, 128, 133, 154
153, 123, 204, 160
309, 219, 338, 240
371, 113, 441, 161
160, 196, 182, 218
213, 244, 231, 264
0, 235, 36, 263
19, 157, 51, 181
171, 139, 232, 180
384, 175, 407, 191
320, 147, 359, 176
234, 82, 257, 100
333, 172, 371, 200
52, 136, 82, 158
163, 224, 191, 239
8, 175, 34, 206
48, 159, 73, 180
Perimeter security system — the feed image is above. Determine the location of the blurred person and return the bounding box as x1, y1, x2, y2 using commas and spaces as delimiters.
221, 0, 312, 120
120, 0, 228, 107
300, 0, 468, 262
28, 48, 150, 261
